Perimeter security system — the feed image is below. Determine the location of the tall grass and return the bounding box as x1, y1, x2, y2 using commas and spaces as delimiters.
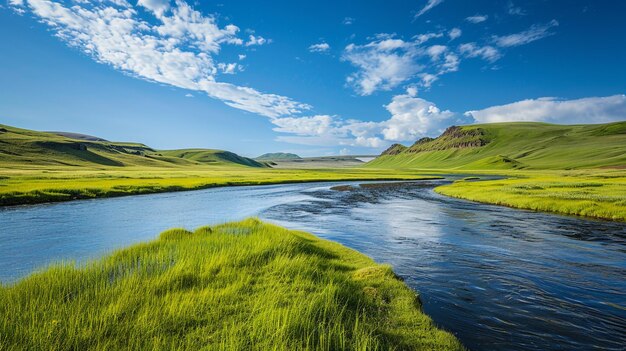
0, 219, 463, 350
436, 173, 626, 221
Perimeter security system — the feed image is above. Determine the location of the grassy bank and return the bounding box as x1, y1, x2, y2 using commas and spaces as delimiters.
0, 219, 464, 350
0, 167, 441, 206
435, 170, 626, 221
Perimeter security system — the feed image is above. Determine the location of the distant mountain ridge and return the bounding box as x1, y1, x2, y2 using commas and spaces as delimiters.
369, 121, 626, 170
0, 124, 266, 168
47, 131, 109, 142
255, 152, 302, 160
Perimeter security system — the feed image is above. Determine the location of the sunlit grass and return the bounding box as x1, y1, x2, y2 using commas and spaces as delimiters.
435, 170, 626, 221
0, 167, 441, 206
0, 219, 463, 350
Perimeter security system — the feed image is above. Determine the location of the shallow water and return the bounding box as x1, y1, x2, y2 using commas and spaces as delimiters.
1, 179, 625, 350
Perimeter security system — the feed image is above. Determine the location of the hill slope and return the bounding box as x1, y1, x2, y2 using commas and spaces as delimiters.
0, 124, 265, 169
368, 122, 626, 170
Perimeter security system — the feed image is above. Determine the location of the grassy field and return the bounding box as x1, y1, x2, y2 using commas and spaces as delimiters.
368, 122, 626, 170
0, 167, 440, 206
435, 170, 626, 221
363, 121, 626, 221
0, 123, 440, 206
0, 219, 464, 351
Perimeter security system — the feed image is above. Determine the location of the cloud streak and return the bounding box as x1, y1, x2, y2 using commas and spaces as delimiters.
11, 0, 307, 118
415, 0, 444, 18
493, 20, 559, 47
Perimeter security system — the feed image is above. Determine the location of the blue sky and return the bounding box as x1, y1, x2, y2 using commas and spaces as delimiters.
1, 0, 625, 157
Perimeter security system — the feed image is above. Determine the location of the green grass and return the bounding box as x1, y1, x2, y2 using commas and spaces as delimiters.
368, 122, 626, 170
0, 123, 441, 206
0, 123, 265, 169
0, 219, 464, 351
436, 170, 626, 221
0, 168, 441, 206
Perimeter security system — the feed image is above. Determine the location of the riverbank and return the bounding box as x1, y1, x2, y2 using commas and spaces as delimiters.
0, 167, 441, 206
0, 219, 464, 350
435, 170, 626, 222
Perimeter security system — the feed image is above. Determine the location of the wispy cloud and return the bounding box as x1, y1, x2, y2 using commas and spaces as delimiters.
507, 1, 526, 16
448, 28, 462, 40
342, 33, 459, 95
465, 14, 488, 24
459, 43, 501, 62
309, 42, 330, 53
11, 0, 304, 119
415, 0, 444, 18
493, 20, 559, 47
342, 17, 354, 25
465, 95, 626, 124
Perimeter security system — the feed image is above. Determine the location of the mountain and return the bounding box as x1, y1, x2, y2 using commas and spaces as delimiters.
368, 122, 626, 170
0, 124, 266, 168
255, 152, 302, 160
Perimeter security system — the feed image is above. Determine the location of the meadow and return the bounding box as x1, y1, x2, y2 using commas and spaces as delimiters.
435, 170, 626, 221
0, 123, 441, 206
0, 167, 441, 206
0, 219, 464, 351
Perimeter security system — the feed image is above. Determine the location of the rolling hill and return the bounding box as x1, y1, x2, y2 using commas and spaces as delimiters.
368, 122, 626, 170
255, 152, 301, 161
0, 124, 266, 169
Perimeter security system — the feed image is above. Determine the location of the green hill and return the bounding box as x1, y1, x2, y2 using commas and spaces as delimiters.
368, 122, 626, 170
157, 149, 265, 167
0, 123, 265, 168
255, 152, 302, 161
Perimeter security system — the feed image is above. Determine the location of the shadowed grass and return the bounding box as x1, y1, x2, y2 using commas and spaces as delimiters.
0, 219, 464, 351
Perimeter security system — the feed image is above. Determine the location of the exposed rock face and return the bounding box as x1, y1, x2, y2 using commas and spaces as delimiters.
381, 143, 408, 156
412, 137, 434, 146
405, 126, 490, 153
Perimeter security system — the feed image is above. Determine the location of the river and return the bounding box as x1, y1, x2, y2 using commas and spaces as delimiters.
0, 179, 624, 350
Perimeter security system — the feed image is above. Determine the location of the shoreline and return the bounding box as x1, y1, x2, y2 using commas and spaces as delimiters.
0, 174, 443, 207
0, 219, 465, 350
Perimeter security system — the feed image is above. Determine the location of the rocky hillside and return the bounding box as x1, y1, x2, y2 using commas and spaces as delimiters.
368, 121, 626, 170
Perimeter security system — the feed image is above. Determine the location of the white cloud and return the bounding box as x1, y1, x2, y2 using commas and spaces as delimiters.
217, 62, 239, 74
465, 95, 626, 124
308, 42, 330, 53
342, 33, 459, 95
245, 34, 269, 46
12, 0, 306, 118
342, 17, 354, 25
448, 27, 462, 40
382, 90, 470, 141
272, 88, 467, 148
493, 20, 558, 47
415, 0, 444, 18
459, 42, 501, 62
272, 115, 335, 136
238, 54, 246, 60
185, 93, 193, 97
466, 14, 488, 24
137, 0, 169, 17
339, 148, 350, 155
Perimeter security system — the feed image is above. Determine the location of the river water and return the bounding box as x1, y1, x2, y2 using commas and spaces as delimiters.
0, 179, 624, 350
